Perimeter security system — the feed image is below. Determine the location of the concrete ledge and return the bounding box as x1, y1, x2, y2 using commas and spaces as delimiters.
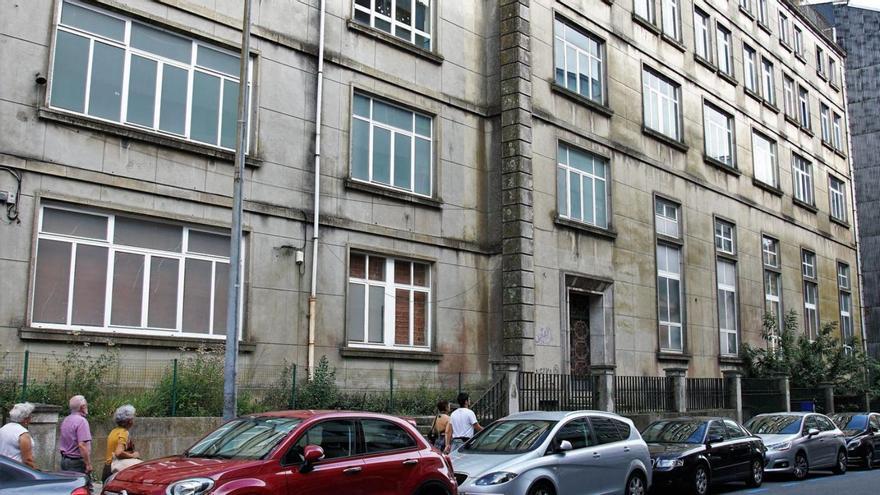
339, 346, 443, 362
344, 178, 443, 209
346, 20, 444, 65
19, 327, 256, 353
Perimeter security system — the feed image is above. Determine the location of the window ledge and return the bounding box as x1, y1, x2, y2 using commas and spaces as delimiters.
346, 20, 443, 65
780, 41, 793, 52
632, 14, 660, 35
739, 6, 755, 20
19, 327, 256, 352
753, 178, 783, 196
830, 82, 841, 92
795, 53, 807, 64
38, 108, 261, 167
800, 126, 815, 137
763, 101, 780, 114
793, 198, 818, 213
716, 251, 738, 262
830, 215, 850, 228
344, 178, 442, 209
704, 156, 740, 176
694, 55, 716, 72
834, 148, 847, 159
642, 126, 689, 152
718, 71, 738, 87
340, 346, 443, 362
657, 233, 684, 246
719, 355, 744, 365
821, 139, 835, 152
550, 82, 614, 117
554, 216, 617, 240
817, 72, 828, 82
658, 351, 691, 363
661, 34, 686, 53
757, 22, 773, 35
744, 87, 762, 104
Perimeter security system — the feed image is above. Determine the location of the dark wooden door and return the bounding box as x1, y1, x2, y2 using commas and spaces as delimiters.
568, 292, 591, 376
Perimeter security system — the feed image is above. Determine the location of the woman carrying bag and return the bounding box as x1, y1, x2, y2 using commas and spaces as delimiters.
428, 400, 450, 451
103, 405, 142, 481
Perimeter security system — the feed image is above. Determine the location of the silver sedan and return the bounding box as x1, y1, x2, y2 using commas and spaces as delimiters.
745, 412, 848, 480
450, 410, 651, 495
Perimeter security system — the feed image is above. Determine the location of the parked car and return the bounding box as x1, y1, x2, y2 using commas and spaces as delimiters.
0, 455, 89, 495
744, 412, 847, 480
642, 417, 766, 495
102, 410, 457, 495
831, 412, 880, 468
450, 410, 651, 495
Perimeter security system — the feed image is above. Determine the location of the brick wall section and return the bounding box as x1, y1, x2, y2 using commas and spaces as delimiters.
499, 0, 536, 370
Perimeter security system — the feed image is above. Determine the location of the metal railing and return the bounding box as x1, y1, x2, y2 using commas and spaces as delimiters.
518, 372, 597, 412
790, 387, 827, 413
471, 374, 508, 425
742, 378, 785, 419
686, 378, 726, 411
614, 375, 672, 414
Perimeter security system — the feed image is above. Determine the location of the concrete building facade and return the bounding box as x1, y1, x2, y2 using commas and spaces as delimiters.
0, 0, 861, 383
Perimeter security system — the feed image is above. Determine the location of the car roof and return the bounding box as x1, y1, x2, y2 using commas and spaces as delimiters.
753, 411, 814, 417
247, 410, 412, 422
502, 410, 628, 422
650, 416, 732, 422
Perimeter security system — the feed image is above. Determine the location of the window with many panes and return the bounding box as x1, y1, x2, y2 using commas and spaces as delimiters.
792, 154, 814, 206
31, 204, 239, 338
49, 1, 251, 150
554, 17, 605, 104
762, 235, 783, 335
794, 26, 804, 56
783, 75, 796, 118
798, 85, 811, 129
351, 92, 433, 196
634, 0, 656, 23
752, 131, 778, 187
829, 176, 847, 222
661, 0, 681, 40
353, 0, 432, 50
557, 143, 609, 228
655, 198, 683, 352
347, 252, 431, 349
694, 8, 711, 61
802, 249, 818, 340
820, 103, 832, 143
779, 13, 791, 46
715, 219, 736, 254
717, 258, 739, 356
744, 45, 758, 93
761, 58, 776, 106
643, 69, 681, 141
704, 104, 734, 167
832, 113, 843, 151
716, 25, 733, 77
838, 262, 853, 352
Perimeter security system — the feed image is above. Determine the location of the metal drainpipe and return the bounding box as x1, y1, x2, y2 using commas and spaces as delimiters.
307, 0, 326, 380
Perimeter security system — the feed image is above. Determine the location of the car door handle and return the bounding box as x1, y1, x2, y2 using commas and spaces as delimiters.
623, 447, 631, 453
592, 453, 601, 459
343, 467, 362, 475
402, 459, 419, 466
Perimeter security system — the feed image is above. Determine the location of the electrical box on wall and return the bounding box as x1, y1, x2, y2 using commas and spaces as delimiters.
0, 191, 15, 204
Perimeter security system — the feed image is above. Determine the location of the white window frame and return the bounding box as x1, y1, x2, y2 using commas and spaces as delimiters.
704, 103, 734, 167
714, 219, 736, 254
761, 58, 776, 105
740, 0, 752, 14
762, 235, 782, 339
634, 0, 656, 23
832, 113, 843, 151
48, 0, 252, 151
837, 262, 852, 352
716, 24, 733, 76
829, 176, 847, 222
794, 26, 804, 56
829, 58, 838, 86
554, 17, 605, 104
804, 281, 818, 341
661, 0, 681, 40
557, 143, 609, 228
352, 0, 433, 50
657, 243, 684, 352
792, 154, 814, 205
757, 0, 769, 25
744, 45, 758, 93
643, 68, 681, 141
802, 250, 817, 279
30, 203, 243, 339
798, 85, 811, 129
752, 131, 778, 187
694, 8, 711, 61
820, 103, 832, 143
716, 259, 739, 356
783, 75, 796, 118
816, 47, 825, 77
779, 13, 791, 46
347, 253, 432, 350
655, 198, 680, 238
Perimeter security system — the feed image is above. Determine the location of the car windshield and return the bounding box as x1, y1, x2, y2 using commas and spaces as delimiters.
464, 420, 555, 453
831, 414, 867, 432
641, 420, 707, 444
186, 417, 301, 460
745, 415, 802, 435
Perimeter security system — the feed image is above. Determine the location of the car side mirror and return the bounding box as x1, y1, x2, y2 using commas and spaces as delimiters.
554, 440, 573, 453
806, 428, 820, 437
300, 445, 324, 473
706, 434, 724, 444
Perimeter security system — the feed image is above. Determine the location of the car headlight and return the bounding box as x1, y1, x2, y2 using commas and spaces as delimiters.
847, 439, 861, 449
475, 471, 519, 486
656, 458, 684, 468
166, 478, 215, 495
768, 441, 792, 451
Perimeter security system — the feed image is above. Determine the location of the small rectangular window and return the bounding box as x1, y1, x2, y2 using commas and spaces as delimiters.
763, 235, 782, 336
714, 219, 736, 254
783, 75, 796, 117
779, 13, 790, 45
661, 0, 681, 40
802, 250, 816, 279
634, 0, 655, 23
820, 103, 832, 143
704, 104, 734, 167
716, 25, 733, 76
829, 176, 847, 222
792, 154, 814, 205
657, 243, 684, 352
752, 131, 778, 187
761, 58, 776, 106
743, 45, 758, 93
717, 259, 739, 356
353, 0, 432, 50
654, 198, 680, 238
794, 26, 804, 56
798, 85, 811, 129
557, 143, 609, 228
757, 0, 769, 25
829, 58, 838, 86
643, 69, 682, 141
694, 9, 711, 61
832, 113, 843, 151
816, 47, 825, 77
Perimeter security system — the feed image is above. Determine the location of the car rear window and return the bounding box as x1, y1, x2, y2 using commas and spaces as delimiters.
362, 419, 416, 453
591, 417, 623, 444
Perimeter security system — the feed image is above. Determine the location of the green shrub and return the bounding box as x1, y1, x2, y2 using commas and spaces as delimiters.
296, 356, 338, 409
149, 349, 225, 417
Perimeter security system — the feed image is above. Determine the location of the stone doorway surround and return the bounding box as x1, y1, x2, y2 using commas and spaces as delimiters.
561, 273, 615, 372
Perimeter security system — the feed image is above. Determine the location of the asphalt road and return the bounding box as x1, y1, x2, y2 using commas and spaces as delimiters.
710, 467, 880, 495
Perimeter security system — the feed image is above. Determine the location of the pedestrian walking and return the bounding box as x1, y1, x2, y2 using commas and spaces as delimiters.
428, 400, 450, 451
0, 402, 36, 468
103, 404, 141, 481
443, 392, 482, 454
59, 395, 92, 480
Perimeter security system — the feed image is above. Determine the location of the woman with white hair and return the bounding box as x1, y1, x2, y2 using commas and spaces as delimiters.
0, 402, 36, 468
102, 404, 141, 481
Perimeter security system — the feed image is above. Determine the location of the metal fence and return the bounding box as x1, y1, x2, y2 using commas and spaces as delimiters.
471, 374, 508, 425
790, 387, 828, 413
686, 378, 726, 411
742, 378, 785, 420
518, 372, 597, 412
615, 375, 673, 414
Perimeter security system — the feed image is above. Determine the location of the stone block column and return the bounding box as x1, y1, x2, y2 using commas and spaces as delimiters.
776, 375, 791, 412
592, 365, 615, 412
28, 404, 62, 471
665, 367, 687, 413
499, 0, 536, 371
722, 370, 743, 423
493, 361, 521, 416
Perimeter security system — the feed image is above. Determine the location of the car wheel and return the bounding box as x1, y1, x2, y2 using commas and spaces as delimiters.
746, 457, 764, 487
793, 452, 809, 480
625, 472, 647, 495
833, 450, 847, 475
527, 481, 555, 495
865, 450, 874, 470
692, 464, 709, 495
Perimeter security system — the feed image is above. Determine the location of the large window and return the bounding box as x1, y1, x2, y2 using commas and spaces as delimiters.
829, 176, 847, 222
353, 0, 432, 50
779, 13, 791, 46
634, 0, 656, 23
761, 58, 776, 106
351, 92, 433, 196
762, 235, 783, 334
656, 198, 683, 352
743, 45, 758, 93
757, 0, 769, 25
832, 113, 843, 151
838, 262, 853, 352
798, 85, 811, 129
49, 1, 250, 150
694, 8, 711, 61
783, 75, 796, 118
643, 69, 681, 141
792, 154, 814, 206
752, 131, 778, 187
704, 104, 734, 167
802, 250, 818, 340
661, 0, 681, 40
716, 25, 733, 77
347, 253, 431, 349
31, 204, 238, 338
557, 143, 609, 228
554, 18, 605, 104
717, 259, 739, 356
820, 103, 832, 143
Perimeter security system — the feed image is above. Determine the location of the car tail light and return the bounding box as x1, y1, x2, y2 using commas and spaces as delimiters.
70, 488, 89, 495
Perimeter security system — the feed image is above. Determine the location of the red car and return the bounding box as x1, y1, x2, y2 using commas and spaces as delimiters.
102, 410, 457, 495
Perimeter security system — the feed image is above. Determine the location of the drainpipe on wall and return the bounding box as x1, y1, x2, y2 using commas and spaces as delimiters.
307, 0, 326, 380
